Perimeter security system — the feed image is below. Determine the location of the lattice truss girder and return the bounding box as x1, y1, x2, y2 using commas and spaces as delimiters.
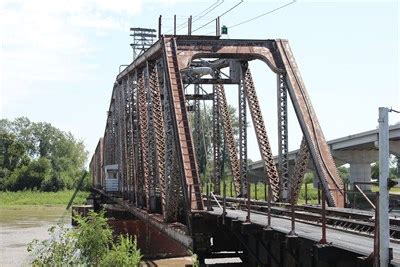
212, 84, 222, 194
238, 69, 248, 196
291, 137, 310, 203
242, 65, 281, 201
277, 74, 289, 201
93, 37, 345, 226
214, 84, 241, 196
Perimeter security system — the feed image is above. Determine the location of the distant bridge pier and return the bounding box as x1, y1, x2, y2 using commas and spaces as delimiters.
334, 150, 378, 191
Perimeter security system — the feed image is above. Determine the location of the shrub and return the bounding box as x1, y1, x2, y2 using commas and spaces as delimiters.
101, 234, 142, 266
72, 211, 112, 265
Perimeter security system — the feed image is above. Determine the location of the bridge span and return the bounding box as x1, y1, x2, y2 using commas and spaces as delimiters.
89, 35, 397, 265
248, 125, 400, 189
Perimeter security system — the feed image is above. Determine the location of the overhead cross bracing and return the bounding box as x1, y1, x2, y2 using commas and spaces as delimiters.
91, 35, 345, 233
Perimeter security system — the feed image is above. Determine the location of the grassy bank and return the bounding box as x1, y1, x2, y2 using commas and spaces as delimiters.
0, 190, 89, 207
202, 181, 319, 204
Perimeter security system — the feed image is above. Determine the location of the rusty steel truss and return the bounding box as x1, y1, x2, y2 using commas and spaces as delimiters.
90, 36, 345, 228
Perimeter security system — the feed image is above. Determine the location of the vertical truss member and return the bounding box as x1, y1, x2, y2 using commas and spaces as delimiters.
291, 137, 310, 203
126, 75, 136, 202
215, 84, 241, 196
162, 63, 181, 222
242, 64, 280, 202
116, 84, 125, 192
132, 71, 142, 206
148, 61, 167, 216
277, 74, 289, 202
238, 67, 248, 196
193, 84, 202, 176
137, 71, 150, 209
145, 63, 157, 212
120, 79, 128, 198
213, 84, 222, 194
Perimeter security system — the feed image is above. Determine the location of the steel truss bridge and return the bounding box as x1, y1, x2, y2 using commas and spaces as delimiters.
89, 36, 399, 266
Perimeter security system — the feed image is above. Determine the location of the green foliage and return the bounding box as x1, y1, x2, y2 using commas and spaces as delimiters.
4, 157, 51, 191
338, 166, 350, 184
0, 190, 89, 206
72, 211, 113, 265
304, 172, 314, 184
0, 117, 88, 191
371, 158, 400, 181
189, 104, 242, 183
28, 211, 142, 266
100, 234, 142, 266
28, 224, 81, 266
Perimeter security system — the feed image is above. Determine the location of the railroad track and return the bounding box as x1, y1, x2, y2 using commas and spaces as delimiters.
207, 195, 400, 243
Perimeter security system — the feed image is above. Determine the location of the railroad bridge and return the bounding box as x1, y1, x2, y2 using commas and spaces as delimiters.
89, 35, 399, 266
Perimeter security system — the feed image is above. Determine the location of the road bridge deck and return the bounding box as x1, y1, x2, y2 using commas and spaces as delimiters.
208, 207, 400, 265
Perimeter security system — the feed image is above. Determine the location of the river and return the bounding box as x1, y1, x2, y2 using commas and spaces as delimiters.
0, 206, 70, 266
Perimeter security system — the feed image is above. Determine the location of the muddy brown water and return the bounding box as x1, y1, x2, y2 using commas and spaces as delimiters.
0, 206, 193, 267
0, 206, 70, 266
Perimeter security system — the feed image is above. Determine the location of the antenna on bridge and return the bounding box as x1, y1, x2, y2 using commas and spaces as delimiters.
130, 27, 157, 60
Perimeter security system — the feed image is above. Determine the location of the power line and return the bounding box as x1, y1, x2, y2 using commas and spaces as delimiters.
229, 0, 296, 29
171, 0, 223, 34
191, 0, 225, 25
192, 0, 243, 33
194, 0, 223, 20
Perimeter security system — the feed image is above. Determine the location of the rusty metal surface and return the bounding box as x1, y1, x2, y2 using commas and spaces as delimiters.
215, 83, 241, 196
138, 72, 151, 208
277, 73, 289, 201
90, 36, 345, 238
238, 68, 248, 196
148, 61, 167, 215
291, 137, 310, 203
275, 39, 344, 207
212, 84, 222, 194
163, 37, 204, 211
242, 66, 280, 202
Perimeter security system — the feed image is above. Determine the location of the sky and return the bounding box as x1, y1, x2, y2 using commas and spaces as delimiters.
0, 0, 399, 162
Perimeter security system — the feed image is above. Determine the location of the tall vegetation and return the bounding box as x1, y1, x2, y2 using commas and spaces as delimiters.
0, 117, 88, 191
28, 211, 142, 266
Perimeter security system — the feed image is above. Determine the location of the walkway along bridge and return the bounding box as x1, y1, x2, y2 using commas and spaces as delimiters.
89, 35, 399, 266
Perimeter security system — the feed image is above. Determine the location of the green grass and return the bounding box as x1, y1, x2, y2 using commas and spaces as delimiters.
371, 185, 400, 194
0, 190, 90, 207
202, 180, 319, 204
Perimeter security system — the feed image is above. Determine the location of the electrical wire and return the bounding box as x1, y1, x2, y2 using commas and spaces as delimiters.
192, 0, 244, 33
229, 0, 296, 29
193, 0, 224, 22
204, 0, 296, 35
169, 0, 223, 33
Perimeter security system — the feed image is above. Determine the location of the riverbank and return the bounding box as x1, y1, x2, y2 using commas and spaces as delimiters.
0, 190, 89, 207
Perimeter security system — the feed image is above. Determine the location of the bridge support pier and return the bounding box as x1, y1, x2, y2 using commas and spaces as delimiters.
334, 150, 377, 191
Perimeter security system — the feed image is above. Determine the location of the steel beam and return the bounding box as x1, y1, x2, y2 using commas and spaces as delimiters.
277, 74, 289, 201
238, 68, 248, 196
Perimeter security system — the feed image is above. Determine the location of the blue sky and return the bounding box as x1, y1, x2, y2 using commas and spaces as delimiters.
1, 0, 399, 161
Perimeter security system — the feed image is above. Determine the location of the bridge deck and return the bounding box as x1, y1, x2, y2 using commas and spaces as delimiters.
208, 207, 400, 265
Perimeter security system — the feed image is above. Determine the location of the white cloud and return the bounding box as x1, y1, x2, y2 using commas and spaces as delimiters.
0, 0, 144, 109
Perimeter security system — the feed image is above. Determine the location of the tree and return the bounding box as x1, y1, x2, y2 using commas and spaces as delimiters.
338, 166, 350, 184
0, 117, 88, 191
189, 104, 241, 182
370, 157, 400, 181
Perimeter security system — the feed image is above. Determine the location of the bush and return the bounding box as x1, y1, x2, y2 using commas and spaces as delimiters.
72, 211, 112, 265
28, 211, 142, 266
100, 234, 142, 266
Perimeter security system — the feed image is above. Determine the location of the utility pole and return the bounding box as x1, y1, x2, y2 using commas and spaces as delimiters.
130, 28, 157, 60
378, 107, 390, 266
